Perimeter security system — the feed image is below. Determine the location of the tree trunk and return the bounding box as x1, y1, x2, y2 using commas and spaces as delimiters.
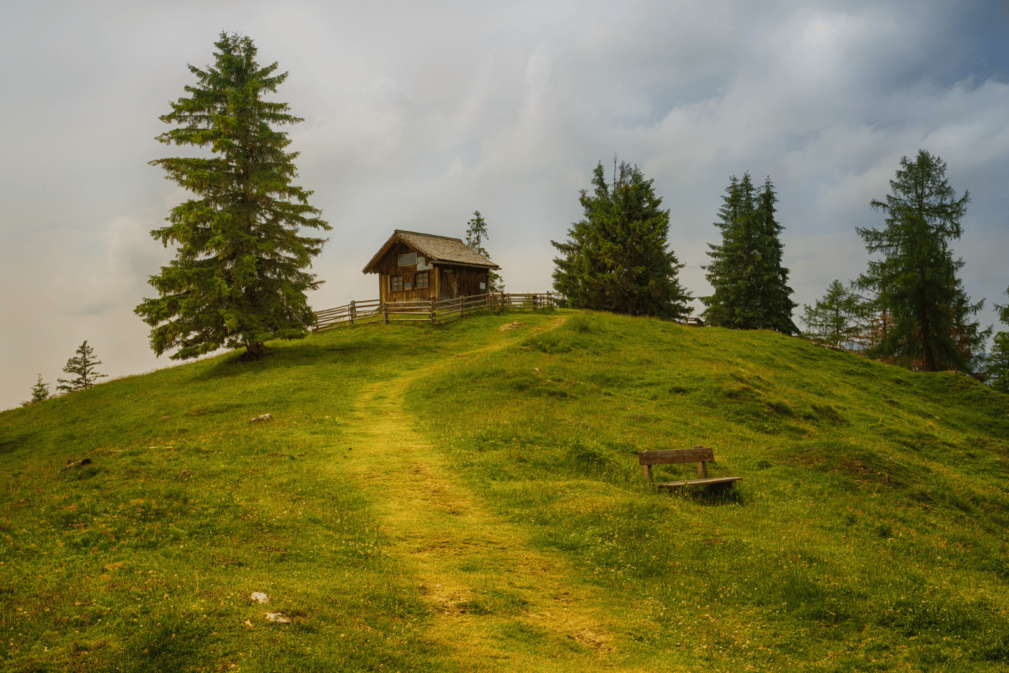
920, 298, 936, 372
246, 342, 267, 360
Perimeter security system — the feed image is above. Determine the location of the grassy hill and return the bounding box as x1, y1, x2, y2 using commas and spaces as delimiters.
2, 309, 1008, 672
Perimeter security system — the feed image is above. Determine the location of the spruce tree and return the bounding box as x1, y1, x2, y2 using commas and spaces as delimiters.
21, 375, 51, 407
464, 211, 504, 292
995, 286, 1009, 326
856, 150, 984, 372
702, 174, 798, 333
551, 161, 690, 319
56, 341, 107, 393
551, 163, 611, 311
987, 287, 1009, 393
986, 332, 1009, 394
801, 280, 864, 348
135, 33, 330, 361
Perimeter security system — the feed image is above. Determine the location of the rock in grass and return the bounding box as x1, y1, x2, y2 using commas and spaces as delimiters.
250, 592, 270, 604
265, 612, 290, 623
250, 413, 273, 424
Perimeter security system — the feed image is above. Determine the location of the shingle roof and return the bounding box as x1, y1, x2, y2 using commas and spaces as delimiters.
363, 230, 500, 274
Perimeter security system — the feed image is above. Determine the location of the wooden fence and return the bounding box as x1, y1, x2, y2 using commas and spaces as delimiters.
313, 292, 555, 333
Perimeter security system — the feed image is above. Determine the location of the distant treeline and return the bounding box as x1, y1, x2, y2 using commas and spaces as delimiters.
550, 151, 1009, 385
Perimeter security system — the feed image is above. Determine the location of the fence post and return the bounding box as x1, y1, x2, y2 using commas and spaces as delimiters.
430, 299, 436, 326
350, 300, 356, 326
383, 301, 389, 324
533, 294, 538, 311
547, 291, 553, 309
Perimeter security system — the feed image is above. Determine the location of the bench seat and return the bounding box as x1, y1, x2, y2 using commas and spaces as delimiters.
656, 476, 742, 490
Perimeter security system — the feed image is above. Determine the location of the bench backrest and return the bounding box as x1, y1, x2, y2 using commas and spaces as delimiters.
639, 446, 713, 466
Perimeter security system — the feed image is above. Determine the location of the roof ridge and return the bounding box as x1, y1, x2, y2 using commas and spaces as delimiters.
395, 229, 463, 242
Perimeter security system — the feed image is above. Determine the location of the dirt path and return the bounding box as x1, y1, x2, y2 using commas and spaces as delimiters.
339, 320, 645, 671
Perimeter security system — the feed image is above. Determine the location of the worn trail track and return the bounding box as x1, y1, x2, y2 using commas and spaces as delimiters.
339, 320, 649, 671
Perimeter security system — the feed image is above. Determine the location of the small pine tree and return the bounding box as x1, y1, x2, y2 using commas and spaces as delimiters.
464, 211, 504, 292
21, 375, 51, 407
988, 287, 1009, 392
987, 332, 1009, 394
702, 174, 798, 333
56, 341, 107, 393
551, 161, 691, 319
801, 280, 864, 348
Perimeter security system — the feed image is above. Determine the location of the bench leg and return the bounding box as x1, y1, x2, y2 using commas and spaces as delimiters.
641, 465, 653, 482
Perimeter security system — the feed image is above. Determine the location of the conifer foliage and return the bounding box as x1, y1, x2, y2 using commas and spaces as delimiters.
856, 151, 986, 372
801, 280, 864, 348
987, 287, 1009, 393
464, 211, 504, 292
702, 174, 798, 334
56, 341, 106, 393
21, 375, 51, 407
988, 332, 1009, 394
136, 33, 330, 361
551, 161, 690, 319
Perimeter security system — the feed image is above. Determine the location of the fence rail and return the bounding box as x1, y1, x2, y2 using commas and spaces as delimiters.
312, 292, 556, 333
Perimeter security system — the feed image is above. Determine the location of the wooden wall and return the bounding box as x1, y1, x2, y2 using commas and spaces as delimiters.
372, 241, 490, 303
436, 265, 489, 301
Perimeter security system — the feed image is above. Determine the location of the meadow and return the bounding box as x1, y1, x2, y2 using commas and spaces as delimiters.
2, 309, 1008, 671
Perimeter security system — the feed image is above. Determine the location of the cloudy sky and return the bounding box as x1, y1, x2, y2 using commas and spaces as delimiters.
2, 0, 1008, 408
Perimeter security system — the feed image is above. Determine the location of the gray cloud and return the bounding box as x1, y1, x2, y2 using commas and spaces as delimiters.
2, 0, 1007, 408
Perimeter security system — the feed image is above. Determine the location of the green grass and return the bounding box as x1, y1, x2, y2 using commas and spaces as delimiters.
0, 318, 518, 672
2, 309, 1008, 671
405, 310, 1009, 670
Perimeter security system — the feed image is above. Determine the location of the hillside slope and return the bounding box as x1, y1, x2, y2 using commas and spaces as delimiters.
2, 310, 1008, 672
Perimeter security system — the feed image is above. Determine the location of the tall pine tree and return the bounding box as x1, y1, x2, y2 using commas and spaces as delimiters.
136, 33, 330, 360
551, 161, 690, 319
702, 174, 798, 333
856, 150, 985, 372
464, 211, 504, 292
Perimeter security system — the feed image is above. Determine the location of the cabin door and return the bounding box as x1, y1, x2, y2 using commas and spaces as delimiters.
440, 273, 458, 301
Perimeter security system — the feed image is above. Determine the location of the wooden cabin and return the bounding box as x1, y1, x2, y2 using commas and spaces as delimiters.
362, 230, 501, 303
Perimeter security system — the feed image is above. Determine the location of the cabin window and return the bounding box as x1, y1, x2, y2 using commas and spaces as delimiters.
391, 276, 403, 292
398, 252, 417, 267
416, 272, 429, 289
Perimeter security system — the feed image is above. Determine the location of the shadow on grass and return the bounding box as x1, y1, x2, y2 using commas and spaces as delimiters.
0, 431, 33, 455
669, 484, 746, 506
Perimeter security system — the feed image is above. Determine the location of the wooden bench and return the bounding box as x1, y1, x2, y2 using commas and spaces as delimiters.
639, 446, 741, 490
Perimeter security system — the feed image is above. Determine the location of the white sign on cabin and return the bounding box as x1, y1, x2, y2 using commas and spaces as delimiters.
417, 256, 433, 271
